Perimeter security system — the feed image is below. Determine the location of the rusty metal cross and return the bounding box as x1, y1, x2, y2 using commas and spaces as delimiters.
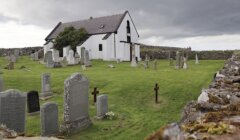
154, 83, 159, 103
92, 87, 99, 103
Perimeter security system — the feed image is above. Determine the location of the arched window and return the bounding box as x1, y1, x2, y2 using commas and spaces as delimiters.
127, 20, 131, 33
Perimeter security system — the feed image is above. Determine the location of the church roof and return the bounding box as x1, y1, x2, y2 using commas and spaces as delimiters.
45, 11, 129, 41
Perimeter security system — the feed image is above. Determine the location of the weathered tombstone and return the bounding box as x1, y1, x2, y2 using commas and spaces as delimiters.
195, 54, 199, 64
10, 54, 17, 63
14, 49, 20, 58
175, 51, 180, 69
0, 89, 26, 133
45, 51, 54, 68
80, 47, 85, 64
75, 52, 80, 64
183, 57, 188, 69
67, 49, 75, 65
84, 50, 91, 67
180, 55, 184, 68
40, 73, 52, 99
41, 102, 59, 136
116, 58, 121, 64
7, 61, 14, 70
27, 91, 40, 115
53, 49, 60, 63
63, 46, 70, 58
61, 57, 68, 67
96, 95, 108, 119
153, 59, 157, 70
33, 52, 39, 61
62, 73, 92, 134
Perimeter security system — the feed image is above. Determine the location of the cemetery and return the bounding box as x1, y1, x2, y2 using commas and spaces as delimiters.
0, 48, 228, 139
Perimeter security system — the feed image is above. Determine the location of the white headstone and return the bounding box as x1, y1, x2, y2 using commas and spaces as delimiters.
195, 54, 199, 64
53, 49, 60, 62
67, 49, 75, 65
63, 46, 70, 58
96, 95, 108, 119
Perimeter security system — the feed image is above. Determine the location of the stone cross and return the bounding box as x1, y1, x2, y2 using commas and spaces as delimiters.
154, 83, 159, 103
92, 87, 99, 104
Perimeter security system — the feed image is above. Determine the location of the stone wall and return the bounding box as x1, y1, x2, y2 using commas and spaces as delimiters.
140, 45, 235, 60
146, 51, 240, 140
0, 47, 43, 56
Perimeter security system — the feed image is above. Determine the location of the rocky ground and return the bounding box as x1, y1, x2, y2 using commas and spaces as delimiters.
146, 51, 240, 140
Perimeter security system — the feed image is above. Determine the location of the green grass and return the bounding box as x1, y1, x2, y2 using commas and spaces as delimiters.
0, 56, 224, 140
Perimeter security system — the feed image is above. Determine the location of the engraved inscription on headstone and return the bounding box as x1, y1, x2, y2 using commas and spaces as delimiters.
41, 102, 59, 136
0, 89, 26, 133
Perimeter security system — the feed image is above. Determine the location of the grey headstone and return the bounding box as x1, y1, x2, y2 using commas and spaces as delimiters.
41, 102, 59, 136
175, 51, 180, 69
84, 50, 91, 67
52, 49, 60, 63
10, 54, 17, 63
96, 95, 108, 119
80, 47, 85, 64
0, 89, 26, 133
40, 73, 52, 98
62, 73, 92, 134
61, 57, 68, 67
67, 49, 75, 65
45, 51, 54, 68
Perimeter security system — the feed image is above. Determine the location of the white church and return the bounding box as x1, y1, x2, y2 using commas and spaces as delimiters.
44, 11, 140, 61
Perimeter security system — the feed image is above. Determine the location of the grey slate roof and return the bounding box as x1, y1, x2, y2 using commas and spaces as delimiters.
45, 11, 128, 41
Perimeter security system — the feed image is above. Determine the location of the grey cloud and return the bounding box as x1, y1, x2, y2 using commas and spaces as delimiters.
1, 0, 240, 39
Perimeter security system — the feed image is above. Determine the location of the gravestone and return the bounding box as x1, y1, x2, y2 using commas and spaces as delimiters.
0, 89, 26, 133
153, 59, 157, 70
80, 47, 85, 64
10, 54, 17, 63
62, 73, 92, 134
67, 49, 75, 65
63, 46, 70, 58
75, 52, 80, 64
175, 51, 180, 69
14, 49, 20, 58
27, 91, 40, 115
40, 73, 52, 99
96, 95, 108, 119
33, 52, 39, 61
195, 54, 199, 64
61, 57, 68, 67
7, 61, 14, 70
45, 51, 54, 68
84, 50, 91, 67
53, 49, 60, 63
41, 102, 59, 136
183, 57, 188, 69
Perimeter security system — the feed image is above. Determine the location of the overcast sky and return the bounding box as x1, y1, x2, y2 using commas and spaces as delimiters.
0, 0, 239, 50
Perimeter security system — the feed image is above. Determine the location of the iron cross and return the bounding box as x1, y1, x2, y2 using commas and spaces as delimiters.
92, 87, 99, 103
154, 83, 159, 103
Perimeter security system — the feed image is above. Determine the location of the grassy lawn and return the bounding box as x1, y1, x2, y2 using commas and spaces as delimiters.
0, 56, 224, 140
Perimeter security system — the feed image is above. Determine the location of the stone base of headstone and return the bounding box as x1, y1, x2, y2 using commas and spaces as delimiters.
28, 111, 40, 116
40, 92, 53, 100
94, 115, 106, 120
61, 117, 92, 134
131, 60, 138, 67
